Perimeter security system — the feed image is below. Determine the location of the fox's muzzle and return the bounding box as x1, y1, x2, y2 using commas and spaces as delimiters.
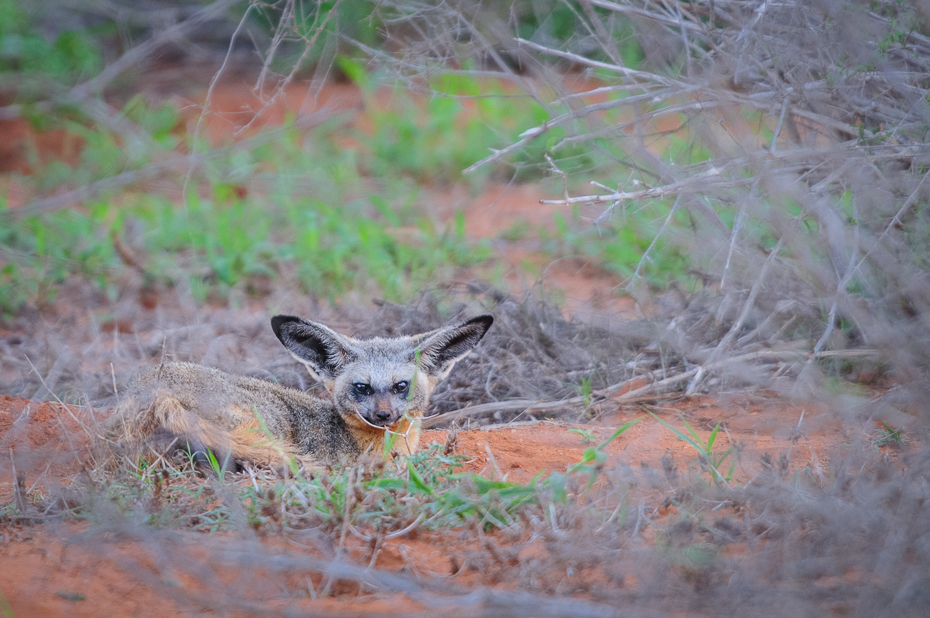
361, 411, 404, 428
359, 396, 405, 428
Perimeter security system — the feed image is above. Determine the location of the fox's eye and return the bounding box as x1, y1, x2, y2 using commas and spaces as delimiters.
392, 381, 409, 395
353, 383, 373, 397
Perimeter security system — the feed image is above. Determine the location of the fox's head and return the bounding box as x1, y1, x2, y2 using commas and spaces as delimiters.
271, 314, 493, 430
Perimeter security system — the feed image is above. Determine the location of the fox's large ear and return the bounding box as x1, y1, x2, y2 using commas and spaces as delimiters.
416, 315, 493, 380
271, 315, 357, 382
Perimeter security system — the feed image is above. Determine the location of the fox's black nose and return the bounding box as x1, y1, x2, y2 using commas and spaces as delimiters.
374, 410, 391, 422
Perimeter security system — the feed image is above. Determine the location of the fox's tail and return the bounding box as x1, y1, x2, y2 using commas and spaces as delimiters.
102, 392, 299, 471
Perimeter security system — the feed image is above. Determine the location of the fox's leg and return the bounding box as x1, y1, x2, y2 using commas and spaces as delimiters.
151, 400, 300, 471
221, 405, 298, 469
137, 395, 226, 468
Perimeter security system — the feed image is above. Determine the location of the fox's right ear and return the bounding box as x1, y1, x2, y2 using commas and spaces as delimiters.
417, 314, 493, 380
271, 315, 357, 382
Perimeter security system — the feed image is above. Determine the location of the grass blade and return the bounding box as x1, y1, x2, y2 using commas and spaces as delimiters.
648, 412, 705, 454
596, 417, 641, 451
681, 418, 707, 452
707, 423, 720, 452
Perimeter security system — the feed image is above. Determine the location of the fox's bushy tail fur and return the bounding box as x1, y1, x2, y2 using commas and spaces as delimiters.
102, 390, 298, 470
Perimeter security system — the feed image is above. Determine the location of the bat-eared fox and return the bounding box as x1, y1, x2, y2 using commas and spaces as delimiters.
105, 314, 493, 470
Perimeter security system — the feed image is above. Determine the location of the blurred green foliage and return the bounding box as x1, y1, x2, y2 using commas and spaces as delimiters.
0, 0, 684, 319
0, 91, 496, 315
0, 0, 102, 84
0, 69, 696, 316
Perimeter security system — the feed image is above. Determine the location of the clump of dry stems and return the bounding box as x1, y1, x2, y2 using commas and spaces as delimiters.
359, 0, 930, 429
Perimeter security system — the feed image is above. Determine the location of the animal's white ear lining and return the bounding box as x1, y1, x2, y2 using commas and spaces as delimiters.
271, 315, 357, 381
291, 354, 324, 383
417, 315, 493, 380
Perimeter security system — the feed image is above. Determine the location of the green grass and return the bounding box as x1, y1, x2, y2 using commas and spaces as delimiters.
338, 58, 577, 184
874, 422, 905, 448
61, 419, 640, 538
0, 91, 500, 315
568, 428, 597, 444
0, 53, 717, 319
649, 413, 736, 487
0, 62, 698, 317
0, 0, 102, 83
0, 186, 489, 314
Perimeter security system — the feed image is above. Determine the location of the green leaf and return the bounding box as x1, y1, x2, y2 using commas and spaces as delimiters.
367, 478, 406, 490
707, 423, 720, 452
336, 55, 371, 90
648, 412, 705, 453
596, 418, 641, 450
548, 471, 568, 503
681, 418, 706, 452
407, 462, 435, 496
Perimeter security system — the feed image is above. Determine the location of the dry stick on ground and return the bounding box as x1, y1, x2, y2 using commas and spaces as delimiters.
10, 448, 27, 515
2, 108, 344, 222
109, 542, 632, 618
425, 347, 879, 428
687, 237, 786, 395
205, 544, 631, 618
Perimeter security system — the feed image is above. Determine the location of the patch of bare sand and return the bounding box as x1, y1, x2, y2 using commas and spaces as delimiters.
421, 394, 845, 484
0, 395, 88, 505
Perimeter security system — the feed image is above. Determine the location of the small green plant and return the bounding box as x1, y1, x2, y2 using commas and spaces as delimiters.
873, 422, 905, 448
75, 417, 645, 540
204, 448, 228, 478
579, 376, 593, 408
649, 412, 735, 486
0, 586, 13, 618
549, 418, 641, 499
568, 427, 597, 444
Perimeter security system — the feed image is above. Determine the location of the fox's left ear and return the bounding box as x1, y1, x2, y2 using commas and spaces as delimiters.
417, 315, 493, 380
271, 315, 357, 383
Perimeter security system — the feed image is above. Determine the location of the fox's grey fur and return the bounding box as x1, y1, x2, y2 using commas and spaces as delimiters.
105, 314, 493, 468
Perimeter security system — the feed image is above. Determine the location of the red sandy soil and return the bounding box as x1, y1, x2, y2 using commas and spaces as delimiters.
0, 389, 860, 617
